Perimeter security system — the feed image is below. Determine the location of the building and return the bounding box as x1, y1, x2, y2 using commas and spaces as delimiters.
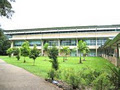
3, 24, 120, 56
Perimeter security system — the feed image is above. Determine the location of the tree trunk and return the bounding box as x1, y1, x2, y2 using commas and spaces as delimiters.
63, 57, 65, 62
79, 53, 82, 63
83, 56, 85, 61
23, 57, 26, 63
33, 59, 35, 65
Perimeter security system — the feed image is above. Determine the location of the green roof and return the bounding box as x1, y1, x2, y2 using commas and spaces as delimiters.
102, 33, 120, 48
108, 33, 120, 46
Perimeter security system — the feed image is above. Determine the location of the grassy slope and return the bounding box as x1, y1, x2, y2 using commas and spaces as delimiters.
0, 56, 114, 78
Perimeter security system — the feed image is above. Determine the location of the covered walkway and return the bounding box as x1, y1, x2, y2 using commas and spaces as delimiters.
100, 33, 120, 66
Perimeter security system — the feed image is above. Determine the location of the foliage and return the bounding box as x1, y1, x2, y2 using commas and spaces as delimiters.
60, 46, 70, 62
0, 29, 11, 55
48, 69, 56, 80
83, 47, 90, 61
6, 48, 13, 57
92, 72, 112, 90
43, 43, 49, 56
14, 48, 21, 61
7, 47, 21, 60
48, 45, 59, 70
108, 66, 120, 90
77, 40, 88, 63
0, 0, 15, 18
29, 45, 40, 65
63, 68, 80, 89
21, 41, 30, 63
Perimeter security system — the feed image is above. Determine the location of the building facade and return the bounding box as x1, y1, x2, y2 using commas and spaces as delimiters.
3, 24, 120, 56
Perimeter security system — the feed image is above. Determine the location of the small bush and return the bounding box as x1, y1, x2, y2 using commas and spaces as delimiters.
6, 48, 13, 57
48, 69, 56, 80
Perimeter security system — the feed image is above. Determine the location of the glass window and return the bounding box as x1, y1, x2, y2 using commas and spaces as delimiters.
61, 39, 76, 46
82, 38, 96, 46
44, 40, 58, 46
29, 40, 41, 46
14, 41, 24, 46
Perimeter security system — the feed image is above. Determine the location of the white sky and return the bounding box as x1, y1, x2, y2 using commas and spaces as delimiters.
0, 0, 120, 30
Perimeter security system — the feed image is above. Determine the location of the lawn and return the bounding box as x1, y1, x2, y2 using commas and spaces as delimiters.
0, 56, 115, 78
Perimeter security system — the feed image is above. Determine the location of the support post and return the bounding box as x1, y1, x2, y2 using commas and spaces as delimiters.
96, 38, 98, 56
116, 44, 119, 66
76, 39, 78, 56
41, 40, 44, 56
58, 39, 60, 56
11, 40, 14, 56
11, 40, 13, 48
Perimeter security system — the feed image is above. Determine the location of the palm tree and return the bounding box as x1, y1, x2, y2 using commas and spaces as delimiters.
77, 40, 87, 63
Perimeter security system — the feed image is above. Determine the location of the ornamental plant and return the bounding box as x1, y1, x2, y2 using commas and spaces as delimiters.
29, 45, 40, 65
48, 45, 59, 70
21, 41, 30, 63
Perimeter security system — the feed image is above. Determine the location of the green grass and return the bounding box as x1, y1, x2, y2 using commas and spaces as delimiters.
0, 56, 115, 78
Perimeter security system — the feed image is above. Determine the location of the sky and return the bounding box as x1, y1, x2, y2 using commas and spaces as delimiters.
0, 0, 120, 30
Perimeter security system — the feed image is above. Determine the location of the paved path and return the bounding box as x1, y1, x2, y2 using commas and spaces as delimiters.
0, 59, 62, 90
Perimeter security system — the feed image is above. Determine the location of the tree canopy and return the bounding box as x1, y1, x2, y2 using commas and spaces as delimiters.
0, 29, 11, 55
0, 0, 14, 18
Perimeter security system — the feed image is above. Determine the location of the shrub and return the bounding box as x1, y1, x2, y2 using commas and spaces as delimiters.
48, 45, 59, 70
29, 45, 40, 65
108, 66, 120, 90
6, 48, 13, 57
13, 48, 21, 60
48, 69, 56, 80
92, 72, 112, 90
21, 41, 30, 63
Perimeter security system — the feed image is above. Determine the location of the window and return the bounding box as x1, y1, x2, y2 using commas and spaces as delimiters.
61, 39, 76, 46
14, 41, 24, 46
29, 40, 41, 46
82, 38, 96, 46
44, 40, 58, 46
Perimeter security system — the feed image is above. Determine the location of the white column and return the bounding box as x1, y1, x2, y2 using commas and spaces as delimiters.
58, 39, 60, 56
96, 38, 98, 56
11, 40, 13, 48
76, 39, 78, 56
41, 40, 44, 56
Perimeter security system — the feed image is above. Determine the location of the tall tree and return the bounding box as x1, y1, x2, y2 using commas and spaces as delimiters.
77, 40, 87, 63
21, 41, 30, 63
29, 45, 40, 65
60, 46, 70, 62
0, 29, 11, 55
0, 0, 15, 18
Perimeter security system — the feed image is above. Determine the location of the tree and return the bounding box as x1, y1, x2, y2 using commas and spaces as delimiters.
0, 29, 11, 55
77, 40, 87, 63
29, 45, 40, 65
6, 48, 13, 57
43, 43, 49, 60
21, 41, 30, 63
43, 43, 49, 56
13, 47, 21, 60
60, 46, 70, 62
0, 0, 15, 18
48, 45, 59, 70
